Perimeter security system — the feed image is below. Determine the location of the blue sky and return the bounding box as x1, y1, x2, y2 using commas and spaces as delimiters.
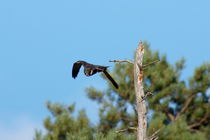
0, 0, 210, 139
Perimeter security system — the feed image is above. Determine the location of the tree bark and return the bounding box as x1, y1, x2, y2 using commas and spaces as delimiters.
134, 42, 147, 140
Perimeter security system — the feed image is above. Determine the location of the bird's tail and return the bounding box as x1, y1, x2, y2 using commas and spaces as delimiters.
103, 71, 119, 89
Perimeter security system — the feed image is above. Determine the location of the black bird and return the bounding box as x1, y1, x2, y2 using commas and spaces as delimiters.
72, 61, 119, 89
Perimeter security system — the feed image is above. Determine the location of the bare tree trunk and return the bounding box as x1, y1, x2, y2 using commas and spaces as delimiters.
134, 42, 147, 140
110, 41, 159, 139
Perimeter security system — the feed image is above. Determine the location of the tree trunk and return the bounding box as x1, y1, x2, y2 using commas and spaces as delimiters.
134, 42, 147, 140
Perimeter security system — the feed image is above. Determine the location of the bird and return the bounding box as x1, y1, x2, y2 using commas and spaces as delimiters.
72, 60, 119, 89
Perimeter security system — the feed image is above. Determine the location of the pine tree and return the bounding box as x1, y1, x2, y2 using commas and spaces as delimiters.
34, 102, 136, 140
86, 42, 210, 139
34, 101, 94, 140
35, 42, 210, 140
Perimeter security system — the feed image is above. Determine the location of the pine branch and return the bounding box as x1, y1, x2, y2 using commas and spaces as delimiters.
188, 128, 200, 133
167, 113, 176, 122
163, 109, 175, 122
142, 59, 160, 69
188, 112, 209, 129
120, 115, 138, 124
115, 126, 137, 133
175, 94, 195, 120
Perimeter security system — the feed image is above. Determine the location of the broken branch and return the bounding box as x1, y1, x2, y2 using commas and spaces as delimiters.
140, 92, 154, 102
109, 60, 134, 64
147, 129, 160, 140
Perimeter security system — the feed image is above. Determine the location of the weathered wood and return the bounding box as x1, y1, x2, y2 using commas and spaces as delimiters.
109, 59, 134, 64
134, 42, 147, 140
110, 42, 159, 139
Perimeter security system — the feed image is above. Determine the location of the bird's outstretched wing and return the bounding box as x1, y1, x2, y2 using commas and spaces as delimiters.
103, 71, 119, 89
72, 61, 83, 78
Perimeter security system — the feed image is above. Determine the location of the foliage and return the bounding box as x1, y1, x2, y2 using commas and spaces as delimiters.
34, 101, 94, 140
35, 42, 210, 140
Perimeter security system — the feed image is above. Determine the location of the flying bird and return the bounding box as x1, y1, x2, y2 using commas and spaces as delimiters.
72, 61, 119, 89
